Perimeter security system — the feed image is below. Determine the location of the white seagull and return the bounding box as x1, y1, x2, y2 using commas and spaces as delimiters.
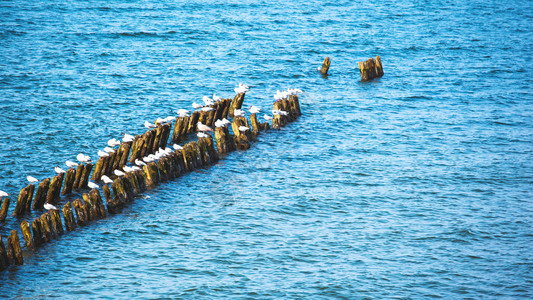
101, 175, 113, 184
197, 122, 213, 132
203, 96, 214, 106
44, 203, 57, 210
0, 190, 8, 198
88, 182, 99, 189
212, 94, 221, 101
65, 161, 78, 168
114, 170, 125, 177
238, 126, 250, 132
201, 107, 214, 112
249, 105, 261, 114
192, 102, 203, 109
173, 144, 183, 150
197, 132, 208, 138
234, 109, 245, 117
264, 114, 273, 121
108, 138, 120, 147
215, 119, 225, 128
177, 109, 190, 117
104, 147, 115, 154
77, 153, 91, 163
144, 121, 156, 129
55, 166, 66, 174
135, 159, 146, 166
27, 176, 39, 184
123, 133, 135, 142
98, 150, 109, 157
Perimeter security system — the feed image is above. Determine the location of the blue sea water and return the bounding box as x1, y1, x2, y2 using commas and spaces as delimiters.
1, 0, 532, 298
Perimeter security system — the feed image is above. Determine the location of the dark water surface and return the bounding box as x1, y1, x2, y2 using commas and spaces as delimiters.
1, 0, 532, 298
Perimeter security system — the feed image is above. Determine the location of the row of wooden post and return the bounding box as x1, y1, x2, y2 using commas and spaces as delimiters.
0, 89, 301, 271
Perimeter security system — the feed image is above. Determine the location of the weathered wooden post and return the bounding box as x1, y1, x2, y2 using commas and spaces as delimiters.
0, 197, 10, 222
129, 135, 143, 164
143, 162, 159, 189
45, 174, 63, 205
31, 218, 43, 248
20, 220, 34, 250
358, 56, 384, 81
205, 134, 219, 163
72, 199, 87, 226
250, 113, 260, 140
33, 178, 50, 210
50, 209, 63, 235
187, 111, 200, 134
229, 93, 245, 118
111, 178, 127, 206
24, 184, 35, 213
214, 127, 228, 154
91, 157, 105, 182
172, 117, 186, 143
197, 136, 211, 166
78, 163, 93, 190
72, 164, 85, 191
82, 193, 94, 222
13, 186, 30, 217
7, 230, 23, 265
0, 234, 9, 270
40, 213, 53, 242
62, 168, 76, 195
320, 56, 331, 75
62, 202, 76, 231
118, 142, 133, 169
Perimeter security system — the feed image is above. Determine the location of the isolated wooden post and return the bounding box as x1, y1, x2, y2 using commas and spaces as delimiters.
7, 230, 23, 265
20, 220, 34, 250
0, 197, 10, 222
320, 57, 331, 75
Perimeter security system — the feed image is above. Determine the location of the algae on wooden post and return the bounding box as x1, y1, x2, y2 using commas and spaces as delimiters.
62, 168, 76, 195
13, 187, 30, 217
7, 230, 23, 266
50, 209, 63, 235
62, 202, 76, 231
320, 56, 331, 75
0, 234, 9, 270
0, 197, 10, 222
20, 220, 34, 250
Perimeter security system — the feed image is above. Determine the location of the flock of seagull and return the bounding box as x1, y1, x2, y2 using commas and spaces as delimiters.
0, 84, 302, 212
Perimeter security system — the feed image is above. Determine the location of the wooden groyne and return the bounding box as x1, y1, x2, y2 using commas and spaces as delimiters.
0, 85, 302, 271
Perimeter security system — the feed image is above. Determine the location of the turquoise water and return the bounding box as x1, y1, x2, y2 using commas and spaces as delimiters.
1, 0, 532, 298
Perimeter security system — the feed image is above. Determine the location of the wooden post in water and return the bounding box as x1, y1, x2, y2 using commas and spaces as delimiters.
7, 230, 23, 266
143, 162, 160, 189
72, 199, 87, 226
197, 136, 211, 166
33, 178, 50, 210
118, 142, 133, 169
250, 113, 260, 140
31, 218, 43, 248
78, 163, 93, 190
232, 117, 251, 150
129, 135, 143, 164
13, 186, 30, 217
172, 117, 186, 143
229, 93, 245, 118
72, 164, 84, 191
24, 184, 35, 213
62, 202, 76, 231
45, 174, 63, 205
320, 57, 331, 75
187, 111, 200, 134
82, 193, 94, 222
205, 134, 219, 163
91, 157, 105, 182
50, 209, 63, 235
358, 56, 384, 81
0, 234, 9, 270
20, 220, 34, 250
40, 213, 53, 242
0, 197, 10, 222
62, 168, 76, 195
